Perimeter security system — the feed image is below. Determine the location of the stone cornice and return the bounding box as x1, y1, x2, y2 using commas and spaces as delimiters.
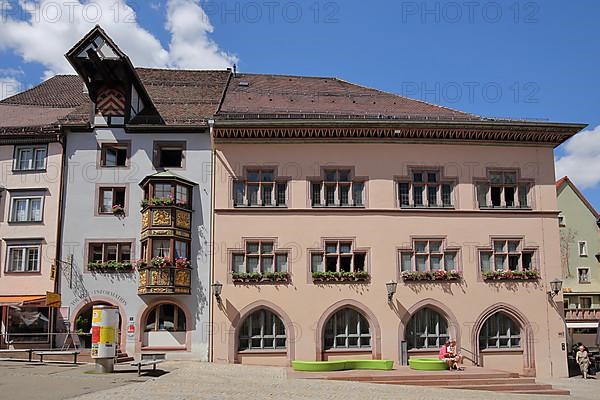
212, 120, 586, 147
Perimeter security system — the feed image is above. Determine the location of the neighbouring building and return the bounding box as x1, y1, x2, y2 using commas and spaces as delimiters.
557, 176, 600, 349
56, 27, 227, 359
210, 73, 585, 378
0, 77, 87, 347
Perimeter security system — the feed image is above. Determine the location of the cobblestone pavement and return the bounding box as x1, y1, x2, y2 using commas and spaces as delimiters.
70, 361, 600, 400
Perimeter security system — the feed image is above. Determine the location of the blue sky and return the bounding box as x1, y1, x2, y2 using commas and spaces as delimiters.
1, 0, 599, 209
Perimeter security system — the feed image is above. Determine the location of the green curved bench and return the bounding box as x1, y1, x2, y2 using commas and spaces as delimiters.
408, 357, 449, 371
292, 360, 394, 372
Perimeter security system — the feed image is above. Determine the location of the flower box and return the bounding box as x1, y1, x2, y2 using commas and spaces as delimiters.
312, 271, 370, 283
483, 270, 540, 281
140, 197, 191, 210
401, 270, 461, 282
87, 261, 133, 272
232, 272, 290, 284
111, 204, 125, 215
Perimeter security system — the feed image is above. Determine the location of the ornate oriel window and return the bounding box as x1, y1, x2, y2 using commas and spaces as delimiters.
138, 171, 195, 295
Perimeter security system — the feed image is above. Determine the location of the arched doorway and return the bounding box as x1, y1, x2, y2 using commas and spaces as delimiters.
74, 302, 123, 350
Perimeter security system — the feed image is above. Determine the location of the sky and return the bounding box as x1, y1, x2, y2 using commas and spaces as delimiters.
1, 0, 599, 209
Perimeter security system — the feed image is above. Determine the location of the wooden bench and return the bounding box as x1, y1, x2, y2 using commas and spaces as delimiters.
35, 350, 80, 364
0, 349, 34, 362
131, 352, 166, 376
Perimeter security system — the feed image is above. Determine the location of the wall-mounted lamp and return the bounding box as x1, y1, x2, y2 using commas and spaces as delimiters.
211, 281, 223, 303
549, 278, 563, 298
386, 280, 397, 303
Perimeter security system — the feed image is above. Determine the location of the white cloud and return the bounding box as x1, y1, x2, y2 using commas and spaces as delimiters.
0, 0, 236, 80
0, 77, 22, 100
555, 125, 600, 189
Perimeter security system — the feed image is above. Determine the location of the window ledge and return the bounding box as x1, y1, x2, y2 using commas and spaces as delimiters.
323, 348, 372, 353
407, 348, 442, 353
480, 348, 523, 354
11, 169, 47, 174
3, 271, 42, 275
237, 349, 287, 355
479, 207, 532, 211
7, 221, 43, 225
233, 205, 288, 209
400, 206, 454, 210
311, 205, 366, 209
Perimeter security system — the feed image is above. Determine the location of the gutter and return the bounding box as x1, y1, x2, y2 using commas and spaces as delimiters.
54, 130, 67, 296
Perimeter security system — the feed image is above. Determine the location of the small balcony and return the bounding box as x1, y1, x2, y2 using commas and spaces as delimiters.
564, 308, 600, 321
138, 266, 192, 295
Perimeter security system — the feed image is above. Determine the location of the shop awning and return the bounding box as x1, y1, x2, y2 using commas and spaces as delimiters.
0, 295, 46, 306
566, 322, 599, 329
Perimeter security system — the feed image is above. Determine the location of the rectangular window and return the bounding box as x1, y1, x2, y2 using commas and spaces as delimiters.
98, 187, 126, 214
311, 241, 367, 273
578, 241, 588, 257
398, 170, 453, 208
477, 171, 530, 209
232, 241, 287, 273
580, 297, 592, 309
154, 142, 185, 168
401, 240, 457, 272
14, 145, 47, 171
154, 183, 172, 200
480, 239, 534, 273
175, 185, 189, 207
88, 242, 132, 263
233, 169, 287, 207
100, 143, 128, 167
6, 245, 41, 272
312, 169, 364, 207
578, 268, 591, 284
10, 196, 43, 222
152, 239, 171, 259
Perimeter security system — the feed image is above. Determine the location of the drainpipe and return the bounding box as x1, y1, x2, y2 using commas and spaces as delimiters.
53, 130, 67, 348
208, 119, 216, 363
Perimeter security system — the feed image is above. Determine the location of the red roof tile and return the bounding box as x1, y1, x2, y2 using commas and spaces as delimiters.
217, 73, 480, 120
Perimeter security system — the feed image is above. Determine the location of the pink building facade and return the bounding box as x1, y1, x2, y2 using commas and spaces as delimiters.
210, 74, 585, 378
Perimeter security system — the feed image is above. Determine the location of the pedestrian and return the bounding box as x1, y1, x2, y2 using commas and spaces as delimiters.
576, 345, 590, 379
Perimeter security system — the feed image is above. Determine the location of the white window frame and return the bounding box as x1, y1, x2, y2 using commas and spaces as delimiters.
578, 241, 588, 257
479, 239, 536, 273
233, 168, 287, 207
578, 267, 591, 284
310, 240, 367, 273
9, 195, 44, 222
6, 245, 41, 273
238, 309, 287, 351
324, 308, 371, 350
231, 240, 288, 274
476, 170, 531, 209
13, 145, 47, 171
400, 239, 458, 272
397, 170, 454, 208
579, 296, 592, 309
311, 168, 365, 208
558, 214, 566, 226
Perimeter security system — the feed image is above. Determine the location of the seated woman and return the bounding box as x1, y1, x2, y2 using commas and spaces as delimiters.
438, 339, 463, 370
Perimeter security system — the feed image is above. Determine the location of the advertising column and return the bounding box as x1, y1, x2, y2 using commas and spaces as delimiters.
91, 305, 119, 373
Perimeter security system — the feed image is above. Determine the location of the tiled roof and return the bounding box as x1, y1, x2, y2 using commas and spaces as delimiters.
0, 75, 89, 108
556, 176, 599, 219
217, 73, 480, 121
134, 68, 230, 124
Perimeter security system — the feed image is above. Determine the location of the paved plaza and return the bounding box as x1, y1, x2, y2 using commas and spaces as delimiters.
1, 360, 599, 400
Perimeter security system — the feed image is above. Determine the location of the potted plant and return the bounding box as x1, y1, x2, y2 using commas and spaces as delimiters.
111, 204, 125, 215
175, 257, 191, 269
150, 256, 171, 268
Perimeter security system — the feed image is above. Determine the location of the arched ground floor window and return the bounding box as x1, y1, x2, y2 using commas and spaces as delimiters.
142, 303, 187, 348
479, 311, 521, 350
238, 309, 286, 351
406, 307, 448, 349
324, 308, 371, 350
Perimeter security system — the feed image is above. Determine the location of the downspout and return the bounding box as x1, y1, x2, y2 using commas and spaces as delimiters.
53, 129, 67, 346
208, 119, 216, 362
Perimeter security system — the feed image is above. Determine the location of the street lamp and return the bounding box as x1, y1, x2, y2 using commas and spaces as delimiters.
549, 278, 563, 298
212, 281, 223, 303
386, 280, 397, 303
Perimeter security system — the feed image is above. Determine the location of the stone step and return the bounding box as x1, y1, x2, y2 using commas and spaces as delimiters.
507, 388, 571, 396
327, 372, 517, 382
370, 377, 537, 386
440, 383, 554, 391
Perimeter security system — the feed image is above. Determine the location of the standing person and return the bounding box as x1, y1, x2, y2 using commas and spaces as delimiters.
576, 345, 590, 379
